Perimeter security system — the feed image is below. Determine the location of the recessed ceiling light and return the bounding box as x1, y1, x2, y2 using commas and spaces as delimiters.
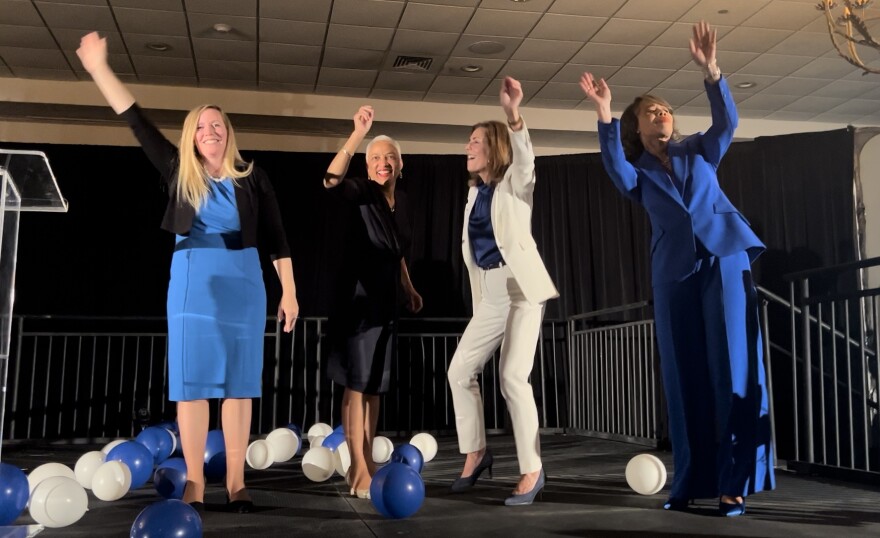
146, 42, 171, 52
213, 23, 232, 33
461, 65, 483, 73
510, 0, 531, 3
736, 81, 756, 89
468, 40, 505, 55
718, 9, 729, 14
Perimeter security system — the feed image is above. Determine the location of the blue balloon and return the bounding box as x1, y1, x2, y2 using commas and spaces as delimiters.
107, 440, 155, 489
369, 463, 425, 519
157, 457, 187, 474
286, 423, 302, 439
0, 463, 29, 526
155, 421, 179, 435
131, 499, 202, 538
136, 427, 175, 465
322, 425, 345, 452
390, 443, 424, 474
153, 467, 187, 500
203, 430, 226, 483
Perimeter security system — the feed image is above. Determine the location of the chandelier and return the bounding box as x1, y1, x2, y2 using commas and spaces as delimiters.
818, 0, 880, 74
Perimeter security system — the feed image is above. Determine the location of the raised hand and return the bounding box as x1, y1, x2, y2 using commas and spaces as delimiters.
76, 31, 108, 74
353, 105, 374, 136
499, 76, 523, 122
579, 72, 612, 123
689, 20, 717, 69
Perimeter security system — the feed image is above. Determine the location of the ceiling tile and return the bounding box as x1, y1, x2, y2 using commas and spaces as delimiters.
0, 46, 69, 69
782, 95, 849, 113
501, 60, 563, 81
411, 0, 478, 6
465, 9, 541, 38
480, 0, 553, 11
681, 0, 772, 25
375, 71, 435, 91
769, 31, 834, 57
811, 80, 877, 99
131, 55, 195, 77
259, 63, 318, 84
552, 64, 618, 84
260, 0, 331, 22
441, 56, 504, 78
790, 57, 862, 79
741, 1, 822, 31
480, 78, 545, 98
654, 69, 705, 90
535, 82, 584, 100
317, 67, 377, 88
330, 0, 404, 27
529, 14, 605, 42
109, 0, 183, 10
737, 93, 805, 110
34, 2, 115, 30
124, 34, 192, 59
615, 0, 701, 22
260, 81, 315, 93
0, 0, 44, 26
608, 67, 676, 88
197, 59, 255, 80
511, 39, 582, 63
526, 98, 581, 109
261, 20, 326, 46
260, 43, 321, 66
188, 13, 256, 41
654, 88, 702, 107
809, 111, 863, 124
425, 92, 479, 103
326, 24, 393, 51
737, 54, 814, 76
184, 0, 256, 17
8, 67, 77, 80
114, 8, 189, 37
391, 29, 459, 56
549, 0, 626, 17
452, 35, 523, 60
372, 88, 425, 100
761, 76, 829, 95
52, 29, 124, 52
0, 65, 12, 76
137, 74, 198, 86
322, 47, 386, 70
628, 46, 693, 71
429, 75, 490, 94
591, 19, 671, 46
192, 38, 255, 62
764, 110, 820, 121
399, 3, 474, 33
0, 24, 56, 49
651, 22, 735, 48
724, 73, 781, 93
718, 27, 792, 53
570, 42, 643, 66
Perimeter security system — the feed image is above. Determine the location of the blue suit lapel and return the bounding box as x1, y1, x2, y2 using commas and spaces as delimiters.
637, 151, 687, 210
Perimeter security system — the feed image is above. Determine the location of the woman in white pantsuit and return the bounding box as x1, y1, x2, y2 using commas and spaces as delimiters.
447, 76, 558, 506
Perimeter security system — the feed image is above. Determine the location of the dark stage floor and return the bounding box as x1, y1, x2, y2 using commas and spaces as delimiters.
2, 434, 879, 537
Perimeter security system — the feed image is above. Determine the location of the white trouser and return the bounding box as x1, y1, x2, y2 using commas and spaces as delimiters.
447, 265, 545, 474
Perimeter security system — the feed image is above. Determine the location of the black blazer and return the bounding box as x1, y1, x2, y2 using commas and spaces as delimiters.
120, 104, 291, 261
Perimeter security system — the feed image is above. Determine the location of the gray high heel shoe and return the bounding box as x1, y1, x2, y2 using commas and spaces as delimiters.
504, 469, 545, 506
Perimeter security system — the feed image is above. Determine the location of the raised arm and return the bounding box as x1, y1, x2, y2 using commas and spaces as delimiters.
690, 21, 736, 166
501, 77, 536, 193
325, 105, 373, 189
76, 32, 134, 114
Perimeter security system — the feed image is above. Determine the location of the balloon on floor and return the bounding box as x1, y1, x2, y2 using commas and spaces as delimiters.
369, 462, 425, 519
0, 462, 29, 526
131, 499, 202, 538
625, 454, 667, 495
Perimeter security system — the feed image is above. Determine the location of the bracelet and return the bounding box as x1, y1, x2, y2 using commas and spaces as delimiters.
507, 116, 523, 129
340, 148, 352, 158
703, 62, 721, 82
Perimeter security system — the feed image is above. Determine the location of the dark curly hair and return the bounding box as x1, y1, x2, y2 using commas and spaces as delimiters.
620, 94, 681, 163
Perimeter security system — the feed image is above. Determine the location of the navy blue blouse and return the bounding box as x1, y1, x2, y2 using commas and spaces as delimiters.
468, 181, 503, 268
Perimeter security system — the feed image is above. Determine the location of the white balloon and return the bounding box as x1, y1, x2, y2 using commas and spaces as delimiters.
74, 451, 106, 489
28, 476, 88, 528
27, 462, 76, 496
306, 423, 333, 443
246, 439, 276, 470
164, 428, 178, 455
100, 439, 127, 455
371, 436, 394, 464
333, 442, 351, 477
301, 447, 335, 482
310, 435, 326, 449
410, 433, 438, 463
265, 428, 299, 462
90, 461, 132, 501
625, 454, 667, 495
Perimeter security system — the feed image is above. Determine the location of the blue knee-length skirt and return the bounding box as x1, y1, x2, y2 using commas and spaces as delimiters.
166, 244, 266, 401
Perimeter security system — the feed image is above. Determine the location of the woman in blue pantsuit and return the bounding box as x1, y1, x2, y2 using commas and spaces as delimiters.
581, 21, 775, 516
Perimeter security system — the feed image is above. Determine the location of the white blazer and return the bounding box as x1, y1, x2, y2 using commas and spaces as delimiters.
461, 120, 559, 313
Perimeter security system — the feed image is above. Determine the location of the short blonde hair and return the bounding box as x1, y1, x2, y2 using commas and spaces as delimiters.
177, 104, 253, 209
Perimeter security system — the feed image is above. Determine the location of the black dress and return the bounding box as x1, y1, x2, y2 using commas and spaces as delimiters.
326, 177, 411, 394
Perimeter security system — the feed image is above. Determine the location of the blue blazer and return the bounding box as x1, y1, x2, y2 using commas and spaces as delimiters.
597, 78, 764, 285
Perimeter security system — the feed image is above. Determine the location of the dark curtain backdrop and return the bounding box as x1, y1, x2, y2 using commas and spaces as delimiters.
6, 126, 855, 320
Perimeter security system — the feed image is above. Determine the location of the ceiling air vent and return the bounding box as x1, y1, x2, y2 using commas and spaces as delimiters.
392, 55, 433, 71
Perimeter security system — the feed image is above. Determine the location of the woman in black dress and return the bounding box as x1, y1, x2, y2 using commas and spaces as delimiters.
324, 105, 423, 498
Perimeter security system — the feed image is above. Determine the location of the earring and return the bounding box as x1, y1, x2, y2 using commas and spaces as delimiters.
399, 171, 403, 179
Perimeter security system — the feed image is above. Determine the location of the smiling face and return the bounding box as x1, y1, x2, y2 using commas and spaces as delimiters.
367, 140, 402, 186
193, 107, 227, 164
466, 127, 491, 180
636, 98, 674, 145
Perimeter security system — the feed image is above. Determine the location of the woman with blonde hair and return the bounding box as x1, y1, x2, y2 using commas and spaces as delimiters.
447, 76, 558, 506
77, 31, 298, 513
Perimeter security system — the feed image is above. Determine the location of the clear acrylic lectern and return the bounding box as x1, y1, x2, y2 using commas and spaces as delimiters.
1, 150, 68, 465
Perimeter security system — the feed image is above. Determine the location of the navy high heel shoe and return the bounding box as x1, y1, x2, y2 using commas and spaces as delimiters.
504, 469, 545, 506
718, 498, 746, 517
450, 449, 494, 493
663, 497, 692, 511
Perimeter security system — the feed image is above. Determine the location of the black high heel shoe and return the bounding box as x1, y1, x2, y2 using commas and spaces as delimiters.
226, 488, 254, 513
663, 497, 693, 511
183, 481, 205, 516
718, 497, 745, 517
450, 449, 494, 493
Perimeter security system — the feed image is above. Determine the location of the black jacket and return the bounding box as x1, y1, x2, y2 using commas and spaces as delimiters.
120, 104, 291, 260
